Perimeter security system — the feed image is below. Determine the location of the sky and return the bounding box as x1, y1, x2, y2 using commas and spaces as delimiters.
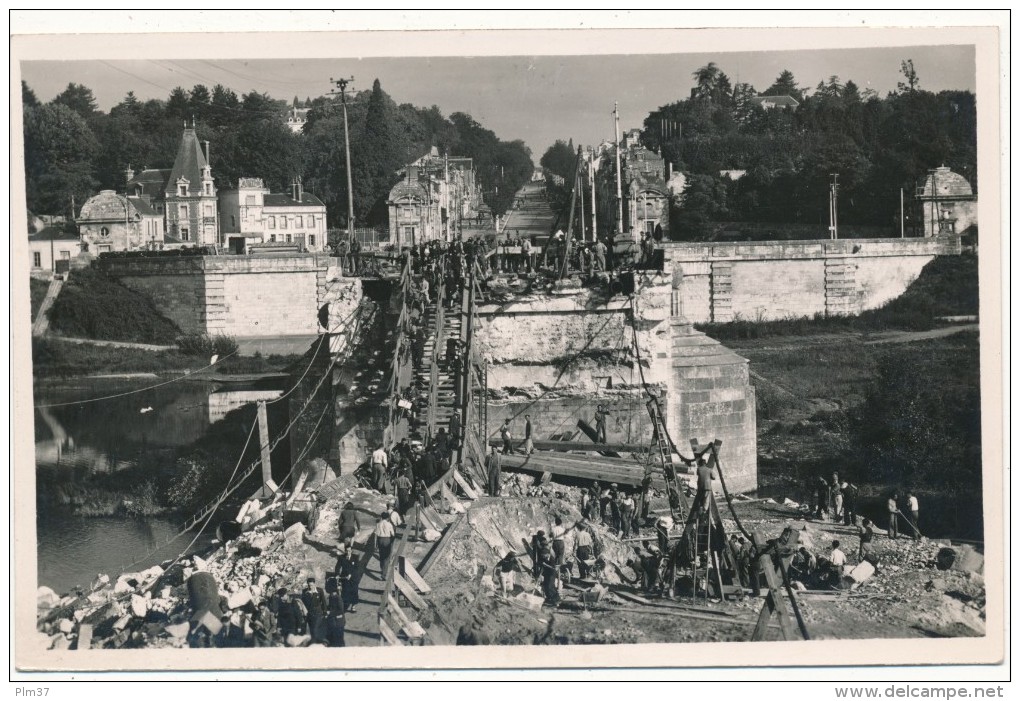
20, 45, 975, 158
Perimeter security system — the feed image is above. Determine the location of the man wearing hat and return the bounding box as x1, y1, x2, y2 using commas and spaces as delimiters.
495, 551, 522, 596
574, 520, 595, 579
531, 529, 547, 577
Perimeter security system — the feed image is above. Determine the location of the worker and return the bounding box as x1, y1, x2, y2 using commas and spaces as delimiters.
325, 589, 346, 647
370, 444, 388, 493
887, 492, 901, 539
831, 472, 843, 520
655, 516, 671, 554
574, 520, 595, 579
523, 414, 534, 455
250, 601, 277, 647
531, 530, 548, 577
500, 419, 513, 454
594, 404, 610, 444
620, 491, 636, 538
551, 516, 568, 582
829, 540, 848, 581
842, 481, 859, 526
337, 501, 360, 552
609, 484, 622, 533
495, 551, 522, 596
448, 412, 462, 452
538, 543, 560, 606
594, 238, 606, 272
815, 476, 830, 520
394, 470, 414, 515
374, 510, 396, 573
695, 454, 715, 512
486, 446, 503, 496
857, 518, 876, 561
906, 492, 920, 539
788, 546, 817, 585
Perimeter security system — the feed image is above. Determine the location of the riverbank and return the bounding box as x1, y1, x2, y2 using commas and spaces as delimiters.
32, 337, 304, 379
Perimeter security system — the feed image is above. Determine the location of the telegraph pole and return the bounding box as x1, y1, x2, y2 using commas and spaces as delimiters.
614, 103, 624, 240
589, 147, 597, 242
329, 76, 356, 241
828, 173, 839, 240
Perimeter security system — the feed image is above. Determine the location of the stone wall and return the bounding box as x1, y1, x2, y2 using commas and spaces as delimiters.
485, 394, 654, 445
666, 237, 961, 323
95, 254, 342, 338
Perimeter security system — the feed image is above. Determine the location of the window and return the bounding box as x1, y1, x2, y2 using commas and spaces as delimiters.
269, 234, 276, 242
307, 215, 315, 227
245, 195, 256, 206
308, 235, 316, 247
296, 215, 303, 228
230, 216, 236, 228
60, 251, 71, 260
100, 227, 110, 237
280, 217, 288, 229
181, 227, 190, 241
267, 216, 276, 229
204, 204, 214, 217
179, 204, 188, 219
285, 234, 292, 243
33, 252, 41, 267
204, 183, 212, 195
178, 184, 188, 196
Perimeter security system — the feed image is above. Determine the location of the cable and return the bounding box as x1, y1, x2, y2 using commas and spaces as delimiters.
35, 350, 238, 409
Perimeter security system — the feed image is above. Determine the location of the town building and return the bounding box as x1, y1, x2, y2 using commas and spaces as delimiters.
28, 226, 83, 274
750, 95, 800, 110
164, 126, 218, 246
218, 178, 327, 253
77, 190, 165, 253
387, 149, 481, 248
285, 107, 310, 134
916, 165, 978, 238
595, 129, 676, 241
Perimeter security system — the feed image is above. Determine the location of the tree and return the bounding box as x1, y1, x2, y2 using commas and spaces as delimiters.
23, 103, 99, 215
540, 140, 576, 182
692, 62, 721, 100
21, 80, 39, 108
897, 59, 920, 93
167, 87, 190, 122
762, 70, 803, 102
52, 82, 98, 119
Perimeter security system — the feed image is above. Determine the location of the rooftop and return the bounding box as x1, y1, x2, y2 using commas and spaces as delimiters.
29, 226, 79, 243
263, 192, 326, 208
166, 128, 211, 195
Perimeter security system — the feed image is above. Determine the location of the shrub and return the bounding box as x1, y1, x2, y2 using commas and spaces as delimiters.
176, 333, 239, 357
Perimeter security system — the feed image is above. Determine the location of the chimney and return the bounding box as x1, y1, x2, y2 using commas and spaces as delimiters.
292, 178, 299, 201
125, 164, 135, 186
203, 141, 211, 165
297, 177, 303, 202
408, 166, 419, 182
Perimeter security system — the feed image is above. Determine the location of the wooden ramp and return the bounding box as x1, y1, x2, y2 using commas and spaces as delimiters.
500, 450, 682, 488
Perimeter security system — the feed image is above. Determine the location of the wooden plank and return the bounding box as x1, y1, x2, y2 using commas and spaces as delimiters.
256, 401, 275, 498
387, 595, 426, 639
76, 623, 93, 650
401, 559, 432, 594
487, 437, 647, 455
393, 572, 427, 610
453, 470, 479, 499
500, 453, 667, 488
614, 589, 653, 605
418, 513, 466, 577
378, 617, 404, 646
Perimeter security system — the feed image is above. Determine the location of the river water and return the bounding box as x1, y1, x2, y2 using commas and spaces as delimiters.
33, 378, 283, 594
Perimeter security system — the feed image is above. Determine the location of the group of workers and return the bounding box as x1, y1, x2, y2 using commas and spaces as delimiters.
812, 472, 922, 539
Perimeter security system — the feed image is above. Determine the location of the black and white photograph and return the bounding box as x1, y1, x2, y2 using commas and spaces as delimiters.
10, 12, 1006, 681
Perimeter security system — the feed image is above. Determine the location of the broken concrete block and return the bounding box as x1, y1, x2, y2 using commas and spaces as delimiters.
422, 528, 442, 542
283, 522, 307, 546
285, 633, 311, 647
58, 619, 74, 634
76, 624, 93, 650
190, 609, 223, 636
848, 560, 876, 584
112, 615, 132, 632
73, 609, 86, 623
113, 578, 134, 595
165, 622, 190, 639
37, 586, 59, 610
50, 634, 71, 651
783, 498, 800, 507
227, 589, 252, 610
92, 574, 110, 589
139, 565, 164, 582
449, 501, 466, 514
515, 592, 544, 611
257, 574, 271, 588
192, 555, 207, 571
130, 595, 148, 618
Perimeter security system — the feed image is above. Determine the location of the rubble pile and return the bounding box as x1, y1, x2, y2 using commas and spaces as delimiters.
35, 481, 389, 650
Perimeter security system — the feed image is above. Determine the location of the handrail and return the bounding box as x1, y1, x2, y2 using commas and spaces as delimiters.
383, 255, 413, 446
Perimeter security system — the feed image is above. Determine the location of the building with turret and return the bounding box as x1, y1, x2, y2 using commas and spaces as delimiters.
164, 126, 218, 246
77, 190, 164, 253
916, 165, 977, 238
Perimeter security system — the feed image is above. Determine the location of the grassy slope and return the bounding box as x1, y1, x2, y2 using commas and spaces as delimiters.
47, 267, 181, 344
30, 278, 49, 322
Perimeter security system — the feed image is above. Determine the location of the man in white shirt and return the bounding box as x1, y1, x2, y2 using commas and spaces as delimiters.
906, 493, 920, 539
371, 445, 388, 492
374, 510, 396, 572
829, 540, 848, 580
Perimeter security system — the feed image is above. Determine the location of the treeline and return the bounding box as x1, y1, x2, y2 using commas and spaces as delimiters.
22, 78, 533, 228
642, 61, 977, 238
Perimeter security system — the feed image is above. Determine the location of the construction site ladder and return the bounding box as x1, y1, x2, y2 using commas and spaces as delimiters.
646, 398, 687, 523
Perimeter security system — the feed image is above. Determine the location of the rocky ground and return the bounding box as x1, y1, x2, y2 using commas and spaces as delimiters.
35, 471, 985, 652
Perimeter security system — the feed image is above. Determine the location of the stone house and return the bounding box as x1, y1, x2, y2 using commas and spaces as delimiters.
916, 165, 978, 238
219, 178, 327, 253
77, 190, 165, 253
29, 226, 83, 274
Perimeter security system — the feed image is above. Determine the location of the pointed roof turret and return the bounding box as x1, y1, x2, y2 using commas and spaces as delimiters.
166, 127, 211, 196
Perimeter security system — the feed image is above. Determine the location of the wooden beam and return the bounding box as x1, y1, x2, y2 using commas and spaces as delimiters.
453, 470, 479, 499
401, 559, 432, 594
378, 617, 404, 646
499, 453, 668, 488
487, 437, 653, 457
393, 572, 427, 610
387, 595, 426, 639
418, 513, 466, 578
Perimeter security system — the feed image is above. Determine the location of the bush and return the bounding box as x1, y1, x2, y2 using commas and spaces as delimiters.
47, 268, 181, 344
176, 333, 239, 357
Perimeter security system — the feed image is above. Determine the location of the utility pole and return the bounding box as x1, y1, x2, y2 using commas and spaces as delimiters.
589, 148, 597, 242
329, 76, 356, 243
828, 173, 839, 240
614, 102, 624, 240
577, 159, 586, 240
900, 187, 905, 238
